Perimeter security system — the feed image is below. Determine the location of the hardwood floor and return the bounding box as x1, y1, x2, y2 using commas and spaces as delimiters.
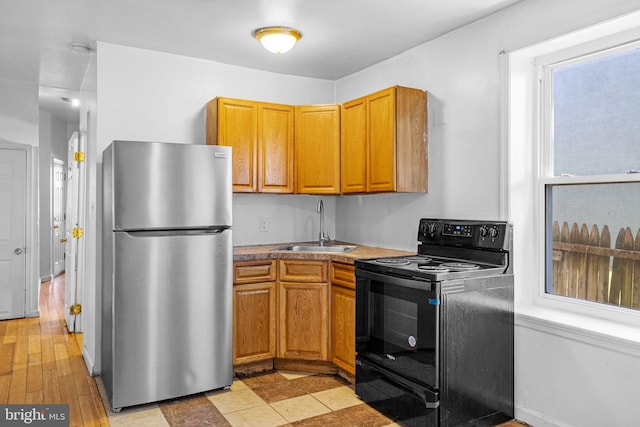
0, 274, 109, 426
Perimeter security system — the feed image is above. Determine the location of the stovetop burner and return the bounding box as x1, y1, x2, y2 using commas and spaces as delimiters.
439, 262, 479, 270
405, 255, 432, 263
375, 258, 411, 265
376, 255, 433, 265
417, 265, 451, 272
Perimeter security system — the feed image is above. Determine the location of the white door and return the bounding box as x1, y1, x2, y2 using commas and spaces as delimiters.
0, 148, 27, 320
52, 159, 66, 276
64, 132, 84, 332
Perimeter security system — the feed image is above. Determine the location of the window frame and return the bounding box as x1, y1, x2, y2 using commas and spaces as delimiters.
534, 37, 640, 325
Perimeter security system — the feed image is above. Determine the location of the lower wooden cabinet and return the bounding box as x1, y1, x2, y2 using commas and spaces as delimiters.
234, 259, 355, 372
278, 259, 329, 361
278, 281, 329, 360
233, 281, 277, 365
330, 262, 356, 375
233, 261, 277, 365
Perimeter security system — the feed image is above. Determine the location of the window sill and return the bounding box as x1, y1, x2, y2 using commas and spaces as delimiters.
515, 306, 640, 357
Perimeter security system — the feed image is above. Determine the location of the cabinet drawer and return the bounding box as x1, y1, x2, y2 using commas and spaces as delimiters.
279, 260, 328, 282
234, 260, 277, 284
330, 262, 355, 289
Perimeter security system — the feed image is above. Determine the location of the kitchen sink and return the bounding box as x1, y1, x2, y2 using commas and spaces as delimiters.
274, 244, 358, 253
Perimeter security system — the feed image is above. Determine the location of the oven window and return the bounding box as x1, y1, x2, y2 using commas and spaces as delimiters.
358, 279, 439, 388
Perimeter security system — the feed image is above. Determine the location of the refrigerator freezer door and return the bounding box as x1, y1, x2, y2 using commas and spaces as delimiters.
106, 141, 232, 230
104, 229, 233, 409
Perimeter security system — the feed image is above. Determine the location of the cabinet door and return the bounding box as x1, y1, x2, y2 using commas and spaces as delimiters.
331, 285, 355, 375
214, 98, 258, 192
330, 262, 355, 374
233, 281, 277, 365
258, 103, 294, 193
295, 105, 341, 194
395, 86, 428, 192
367, 87, 396, 192
341, 97, 367, 193
278, 282, 329, 360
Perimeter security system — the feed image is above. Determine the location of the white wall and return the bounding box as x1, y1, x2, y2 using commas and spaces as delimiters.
332, 0, 640, 426
95, 42, 337, 247
0, 78, 40, 318
0, 79, 39, 147
335, 16, 509, 250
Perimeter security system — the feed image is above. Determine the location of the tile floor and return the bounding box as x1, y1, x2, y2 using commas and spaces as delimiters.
100, 370, 398, 426
100, 370, 526, 427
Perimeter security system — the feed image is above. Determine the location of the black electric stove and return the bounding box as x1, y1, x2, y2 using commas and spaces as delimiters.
355, 219, 514, 427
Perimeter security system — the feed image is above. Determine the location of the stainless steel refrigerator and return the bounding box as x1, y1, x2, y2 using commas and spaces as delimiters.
101, 140, 233, 410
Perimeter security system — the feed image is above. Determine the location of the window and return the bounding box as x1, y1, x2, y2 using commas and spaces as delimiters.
541, 44, 640, 312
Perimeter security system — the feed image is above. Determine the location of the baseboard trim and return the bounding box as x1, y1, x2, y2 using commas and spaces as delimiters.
515, 405, 572, 427
83, 346, 97, 376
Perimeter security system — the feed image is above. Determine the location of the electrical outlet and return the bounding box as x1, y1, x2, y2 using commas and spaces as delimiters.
259, 217, 269, 232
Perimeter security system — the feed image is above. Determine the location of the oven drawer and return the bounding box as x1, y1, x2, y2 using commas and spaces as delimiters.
356, 358, 439, 426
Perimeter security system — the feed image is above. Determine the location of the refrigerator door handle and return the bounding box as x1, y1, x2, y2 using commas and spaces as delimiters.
123, 227, 230, 237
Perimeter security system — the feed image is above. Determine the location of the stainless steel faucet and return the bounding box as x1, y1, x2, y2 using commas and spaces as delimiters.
317, 199, 330, 246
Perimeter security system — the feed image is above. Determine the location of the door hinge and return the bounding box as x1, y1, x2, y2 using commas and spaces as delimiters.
69, 304, 82, 315
72, 227, 84, 238
74, 151, 85, 162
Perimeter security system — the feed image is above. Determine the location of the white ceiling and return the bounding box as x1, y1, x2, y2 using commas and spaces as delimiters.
1, 0, 523, 125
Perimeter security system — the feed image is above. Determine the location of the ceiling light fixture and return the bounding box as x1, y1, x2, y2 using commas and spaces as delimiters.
253, 26, 302, 54
61, 97, 80, 107
70, 42, 92, 55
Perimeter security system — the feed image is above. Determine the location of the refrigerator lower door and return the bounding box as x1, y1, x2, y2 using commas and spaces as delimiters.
103, 229, 232, 410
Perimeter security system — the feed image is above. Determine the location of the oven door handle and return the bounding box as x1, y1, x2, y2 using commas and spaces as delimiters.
356, 268, 436, 292
358, 358, 440, 409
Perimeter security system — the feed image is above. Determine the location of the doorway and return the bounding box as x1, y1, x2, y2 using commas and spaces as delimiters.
52, 158, 66, 277
0, 147, 28, 319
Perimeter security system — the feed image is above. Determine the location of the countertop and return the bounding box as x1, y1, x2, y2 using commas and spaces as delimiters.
234, 241, 414, 265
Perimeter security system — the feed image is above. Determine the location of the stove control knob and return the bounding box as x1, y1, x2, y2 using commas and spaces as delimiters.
428, 222, 437, 234
489, 226, 499, 239
480, 226, 489, 238
420, 223, 428, 235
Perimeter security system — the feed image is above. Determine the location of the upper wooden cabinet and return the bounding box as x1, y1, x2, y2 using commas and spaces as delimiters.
207, 86, 426, 195
258, 103, 295, 193
206, 98, 294, 193
341, 86, 428, 193
340, 99, 367, 193
295, 104, 341, 195
206, 98, 256, 192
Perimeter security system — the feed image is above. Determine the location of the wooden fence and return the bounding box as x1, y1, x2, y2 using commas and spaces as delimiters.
551, 221, 640, 309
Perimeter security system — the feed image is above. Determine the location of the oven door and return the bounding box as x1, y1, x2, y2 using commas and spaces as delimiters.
355, 268, 440, 394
